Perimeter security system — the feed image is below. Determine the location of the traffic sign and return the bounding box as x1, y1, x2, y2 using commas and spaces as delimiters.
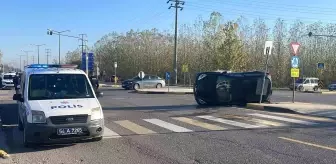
114, 62, 117, 68
138, 71, 145, 79
165, 72, 170, 80
290, 42, 301, 56
264, 41, 273, 55
291, 68, 300, 78
81, 52, 94, 71
291, 56, 299, 68
182, 65, 189, 73
317, 63, 325, 69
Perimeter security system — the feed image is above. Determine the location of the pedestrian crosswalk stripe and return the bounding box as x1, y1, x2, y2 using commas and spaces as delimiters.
246, 118, 286, 127
103, 126, 121, 139
271, 113, 335, 122
171, 117, 226, 130
144, 119, 193, 132
197, 115, 267, 128
249, 113, 316, 125
115, 120, 156, 135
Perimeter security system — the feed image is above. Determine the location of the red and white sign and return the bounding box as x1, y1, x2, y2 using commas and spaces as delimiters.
290, 42, 301, 56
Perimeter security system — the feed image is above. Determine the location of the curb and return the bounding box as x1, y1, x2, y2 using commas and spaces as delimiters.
100, 84, 121, 88
0, 150, 9, 159
134, 90, 193, 95
246, 103, 297, 113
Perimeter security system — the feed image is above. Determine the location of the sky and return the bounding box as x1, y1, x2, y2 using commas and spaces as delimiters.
1, 0, 336, 68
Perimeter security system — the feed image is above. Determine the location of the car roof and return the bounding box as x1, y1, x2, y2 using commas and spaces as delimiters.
24, 67, 86, 76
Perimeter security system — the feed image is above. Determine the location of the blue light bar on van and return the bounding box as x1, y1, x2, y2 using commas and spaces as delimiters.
27, 64, 78, 68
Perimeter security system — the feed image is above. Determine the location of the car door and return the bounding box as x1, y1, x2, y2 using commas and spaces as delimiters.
18, 74, 26, 123
141, 75, 151, 88
149, 75, 160, 88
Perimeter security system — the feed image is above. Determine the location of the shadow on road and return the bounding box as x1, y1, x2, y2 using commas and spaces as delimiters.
0, 102, 18, 125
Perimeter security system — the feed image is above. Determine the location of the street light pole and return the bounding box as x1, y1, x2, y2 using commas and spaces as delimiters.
31, 44, 45, 64
18, 55, 25, 71
22, 50, 32, 66
47, 29, 70, 65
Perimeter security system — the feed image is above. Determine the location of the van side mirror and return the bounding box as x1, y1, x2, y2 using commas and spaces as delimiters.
13, 94, 24, 102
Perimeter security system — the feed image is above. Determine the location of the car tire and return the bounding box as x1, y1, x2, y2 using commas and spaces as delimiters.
133, 83, 140, 90
92, 136, 103, 142
195, 97, 208, 106
299, 86, 304, 92
313, 86, 319, 91
156, 83, 162, 88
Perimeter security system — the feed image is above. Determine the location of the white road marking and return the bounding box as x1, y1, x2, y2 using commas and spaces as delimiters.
249, 113, 316, 125
103, 126, 121, 139
197, 115, 266, 128
144, 119, 193, 132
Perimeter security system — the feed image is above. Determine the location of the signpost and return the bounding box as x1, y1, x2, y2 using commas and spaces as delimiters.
114, 62, 117, 84
138, 71, 145, 89
182, 64, 188, 86
317, 63, 325, 69
290, 42, 301, 103
166, 72, 170, 92
81, 52, 94, 75
259, 41, 273, 104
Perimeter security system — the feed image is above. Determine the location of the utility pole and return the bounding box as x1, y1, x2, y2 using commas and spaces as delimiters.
31, 44, 45, 64
18, 55, 25, 71
79, 34, 88, 75
45, 49, 51, 64
22, 50, 32, 66
32, 56, 35, 64
168, 0, 184, 85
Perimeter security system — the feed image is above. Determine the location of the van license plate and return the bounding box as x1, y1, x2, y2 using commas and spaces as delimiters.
57, 128, 83, 135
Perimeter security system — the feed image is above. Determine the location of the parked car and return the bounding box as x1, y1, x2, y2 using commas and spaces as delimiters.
122, 75, 166, 90
328, 81, 336, 91
289, 77, 319, 92
193, 71, 272, 106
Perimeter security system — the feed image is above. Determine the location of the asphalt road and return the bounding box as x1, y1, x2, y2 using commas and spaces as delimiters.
271, 90, 336, 105
0, 88, 335, 164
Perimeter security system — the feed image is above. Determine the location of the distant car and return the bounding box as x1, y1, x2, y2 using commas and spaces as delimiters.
1, 72, 16, 89
194, 71, 272, 106
289, 77, 319, 92
328, 81, 336, 91
122, 75, 166, 90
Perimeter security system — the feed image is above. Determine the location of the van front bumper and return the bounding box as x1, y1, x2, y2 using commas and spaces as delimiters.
24, 118, 104, 144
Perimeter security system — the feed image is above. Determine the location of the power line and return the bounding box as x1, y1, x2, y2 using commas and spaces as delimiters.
167, 0, 185, 85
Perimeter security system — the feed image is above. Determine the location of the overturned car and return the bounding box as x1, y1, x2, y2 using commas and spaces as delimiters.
193, 71, 272, 106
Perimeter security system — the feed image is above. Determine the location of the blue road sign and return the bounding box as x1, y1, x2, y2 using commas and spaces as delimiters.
291, 56, 299, 68
317, 63, 325, 69
165, 72, 170, 80
81, 53, 94, 71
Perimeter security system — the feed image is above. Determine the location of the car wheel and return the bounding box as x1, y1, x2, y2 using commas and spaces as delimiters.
156, 83, 162, 88
299, 86, 304, 92
133, 83, 140, 90
313, 86, 319, 91
195, 97, 208, 106
92, 136, 103, 142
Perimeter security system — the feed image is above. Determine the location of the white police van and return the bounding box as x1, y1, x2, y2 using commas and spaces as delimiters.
13, 64, 104, 147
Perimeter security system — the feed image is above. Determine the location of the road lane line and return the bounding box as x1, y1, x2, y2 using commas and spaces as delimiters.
103, 126, 121, 139
271, 113, 335, 122
279, 137, 336, 151
115, 120, 156, 135
197, 115, 267, 128
249, 113, 316, 125
171, 117, 226, 130
144, 119, 193, 132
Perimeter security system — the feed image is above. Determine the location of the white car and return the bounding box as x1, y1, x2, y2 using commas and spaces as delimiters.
2, 72, 16, 89
13, 64, 104, 147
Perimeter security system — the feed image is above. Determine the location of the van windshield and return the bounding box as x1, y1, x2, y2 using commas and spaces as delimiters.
28, 74, 95, 100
